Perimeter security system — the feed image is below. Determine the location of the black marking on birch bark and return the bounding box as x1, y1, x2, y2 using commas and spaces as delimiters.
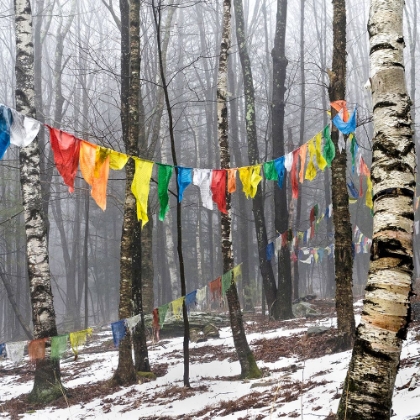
357, 337, 395, 362
370, 43, 398, 54
372, 187, 414, 201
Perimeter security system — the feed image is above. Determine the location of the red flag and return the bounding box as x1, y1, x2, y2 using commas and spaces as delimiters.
291, 149, 300, 199
210, 169, 227, 214
48, 126, 81, 193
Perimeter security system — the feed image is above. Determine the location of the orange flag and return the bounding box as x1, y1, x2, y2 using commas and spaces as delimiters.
330, 100, 349, 122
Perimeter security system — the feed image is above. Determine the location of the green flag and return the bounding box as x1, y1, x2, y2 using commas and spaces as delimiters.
158, 303, 169, 328
222, 270, 233, 295
322, 125, 335, 167
51, 334, 68, 360
263, 161, 278, 181
157, 163, 173, 221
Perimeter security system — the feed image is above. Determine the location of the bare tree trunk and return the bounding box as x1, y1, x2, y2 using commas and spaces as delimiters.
272, 0, 294, 320
14, 0, 63, 403
152, 0, 190, 387
337, 0, 414, 417
328, 0, 355, 350
217, 0, 261, 380
113, 0, 137, 385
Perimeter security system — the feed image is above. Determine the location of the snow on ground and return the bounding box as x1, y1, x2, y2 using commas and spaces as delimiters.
1, 303, 420, 419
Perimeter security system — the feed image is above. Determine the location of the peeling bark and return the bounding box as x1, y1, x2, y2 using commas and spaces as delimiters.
337, 1, 414, 418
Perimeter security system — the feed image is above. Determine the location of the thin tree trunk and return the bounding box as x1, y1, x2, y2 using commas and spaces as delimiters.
217, 0, 261, 380
337, 1, 414, 417
113, 0, 137, 385
328, 0, 355, 350
14, 0, 63, 403
272, 0, 294, 320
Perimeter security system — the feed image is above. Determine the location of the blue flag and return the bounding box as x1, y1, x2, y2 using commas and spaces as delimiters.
0, 105, 13, 159
177, 167, 193, 202
332, 108, 357, 135
111, 320, 126, 348
266, 242, 275, 261
274, 156, 286, 188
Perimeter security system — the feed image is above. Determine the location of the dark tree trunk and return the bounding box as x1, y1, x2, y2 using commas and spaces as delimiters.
328, 0, 355, 350
217, 0, 261, 380
272, 0, 294, 320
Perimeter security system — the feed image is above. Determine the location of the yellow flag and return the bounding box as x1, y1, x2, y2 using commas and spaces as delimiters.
238, 166, 252, 198
239, 165, 262, 199
171, 297, 184, 320
250, 165, 262, 198
69, 328, 93, 357
131, 157, 154, 226
366, 175, 373, 209
232, 263, 243, 283
305, 138, 317, 181
315, 133, 327, 171
109, 150, 129, 170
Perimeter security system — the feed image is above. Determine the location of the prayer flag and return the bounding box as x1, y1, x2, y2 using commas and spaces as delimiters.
291, 149, 300, 199
185, 290, 197, 312
0, 105, 13, 159
48, 126, 81, 193
28, 338, 47, 363
209, 277, 222, 303
5, 341, 25, 364
266, 242, 274, 261
9, 108, 40, 147
125, 314, 141, 335
51, 335, 68, 360
305, 138, 317, 181
158, 303, 169, 328
222, 270, 233, 295
315, 133, 327, 171
111, 320, 126, 348
171, 297, 184, 320
157, 163, 173, 220
227, 168, 237, 193
322, 125, 335, 167
332, 108, 357, 135
131, 157, 154, 226
69, 328, 93, 358
210, 169, 227, 213
298, 144, 307, 183
177, 167, 193, 202
193, 168, 213, 210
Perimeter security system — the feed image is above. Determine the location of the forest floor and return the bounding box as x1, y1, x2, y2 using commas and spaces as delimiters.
1, 299, 420, 419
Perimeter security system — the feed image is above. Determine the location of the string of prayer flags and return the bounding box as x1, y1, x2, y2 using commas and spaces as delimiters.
51, 334, 69, 360
177, 167, 193, 202
157, 163, 174, 220
125, 314, 141, 335
210, 169, 227, 213
322, 125, 335, 167
158, 303, 169, 328
193, 168, 213, 210
333, 108, 357, 135
5, 341, 25, 364
171, 297, 184, 320
48, 127, 81, 193
227, 168, 237, 193
9, 108, 40, 148
185, 290, 197, 312
28, 338, 47, 363
69, 328, 93, 359
209, 277, 222, 303
0, 105, 13, 159
131, 157, 154, 225
111, 320, 126, 348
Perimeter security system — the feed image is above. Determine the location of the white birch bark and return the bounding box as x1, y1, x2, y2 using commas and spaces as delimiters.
337, 0, 414, 418
14, 0, 62, 403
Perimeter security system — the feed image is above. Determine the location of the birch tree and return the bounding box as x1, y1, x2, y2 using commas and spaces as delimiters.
14, 0, 63, 403
337, 0, 414, 417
